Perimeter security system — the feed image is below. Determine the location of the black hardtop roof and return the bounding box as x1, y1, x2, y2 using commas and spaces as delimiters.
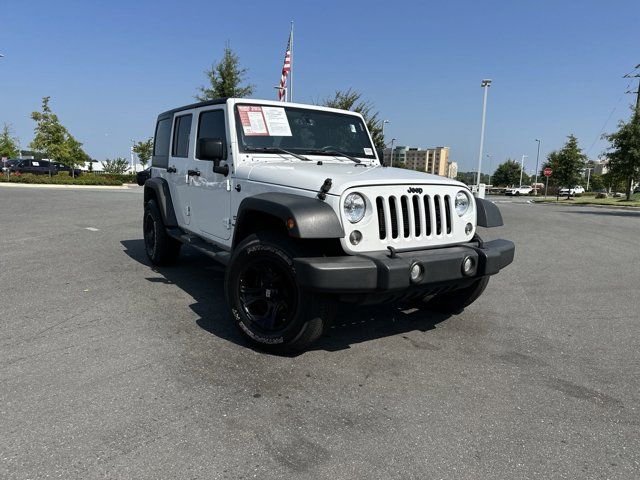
157, 98, 228, 119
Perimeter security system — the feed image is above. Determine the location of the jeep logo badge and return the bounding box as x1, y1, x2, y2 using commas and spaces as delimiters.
407, 187, 423, 194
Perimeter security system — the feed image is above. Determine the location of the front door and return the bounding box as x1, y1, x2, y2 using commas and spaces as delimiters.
186, 107, 232, 241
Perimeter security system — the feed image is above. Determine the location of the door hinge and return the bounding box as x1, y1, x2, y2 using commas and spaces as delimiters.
223, 218, 232, 230
226, 179, 232, 191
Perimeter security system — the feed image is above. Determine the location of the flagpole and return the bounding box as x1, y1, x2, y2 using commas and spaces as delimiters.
289, 20, 294, 102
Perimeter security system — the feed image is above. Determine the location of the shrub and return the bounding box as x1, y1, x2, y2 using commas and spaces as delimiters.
0, 173, 123, 186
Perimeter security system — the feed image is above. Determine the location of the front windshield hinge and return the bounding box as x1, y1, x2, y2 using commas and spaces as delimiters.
317, 178, 332, 201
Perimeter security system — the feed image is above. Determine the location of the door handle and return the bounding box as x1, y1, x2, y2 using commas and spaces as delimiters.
167, 166, 177, 173
187, 169, 201, 177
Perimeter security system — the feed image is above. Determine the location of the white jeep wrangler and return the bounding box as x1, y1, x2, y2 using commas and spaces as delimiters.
140, 98, 514, 351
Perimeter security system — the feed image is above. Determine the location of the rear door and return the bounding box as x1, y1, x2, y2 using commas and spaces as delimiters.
185, 107, 232, 241
168, 113, 193, 227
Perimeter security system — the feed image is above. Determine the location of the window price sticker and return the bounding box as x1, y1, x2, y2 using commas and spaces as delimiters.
238, 105, 292, 136
238, 106, 268, 136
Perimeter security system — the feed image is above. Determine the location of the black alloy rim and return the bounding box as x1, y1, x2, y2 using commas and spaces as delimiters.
144, 213, 155, 253
238, 257, 298, 333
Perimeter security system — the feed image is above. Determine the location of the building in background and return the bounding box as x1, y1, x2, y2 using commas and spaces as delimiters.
592, 158, 609, 175
447, 161, 458, 179
382, 146, 450, 176
382, 145, 409, 166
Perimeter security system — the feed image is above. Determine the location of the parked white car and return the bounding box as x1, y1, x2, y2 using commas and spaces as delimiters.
505, 185, 533, 196
559, 186, 585, 196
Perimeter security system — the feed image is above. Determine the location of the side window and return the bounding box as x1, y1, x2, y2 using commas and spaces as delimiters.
171, 114, 192, 158
152, 118, 172, 168
197, 109, 227, 159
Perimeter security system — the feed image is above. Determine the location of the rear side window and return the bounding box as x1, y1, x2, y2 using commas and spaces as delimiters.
172, 114, 192, 158
197, 109, 227, 159
152, 118, 172, 168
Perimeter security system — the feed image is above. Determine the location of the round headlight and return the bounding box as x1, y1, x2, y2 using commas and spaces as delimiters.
344, 192, 366, 223
455, 191, 470, 216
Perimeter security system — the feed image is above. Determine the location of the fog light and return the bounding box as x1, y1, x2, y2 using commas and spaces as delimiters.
410, 263, 423, 283
465, 223, 473, 235
462, 256, 475, 276
349, 230, 363, 245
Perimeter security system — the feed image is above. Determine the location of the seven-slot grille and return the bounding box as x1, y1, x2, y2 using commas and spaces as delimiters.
376, 193, 453, 241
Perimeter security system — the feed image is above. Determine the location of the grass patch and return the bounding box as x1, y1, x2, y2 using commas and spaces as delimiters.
0, 173, 124, 186
533, 194, 640, 207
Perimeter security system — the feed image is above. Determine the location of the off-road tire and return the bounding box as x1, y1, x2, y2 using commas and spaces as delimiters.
225, 232, 334, 352
143, 199, 181, 266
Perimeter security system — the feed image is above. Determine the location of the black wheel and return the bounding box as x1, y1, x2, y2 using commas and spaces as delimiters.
423, 277, 490, 313
225, 232, 334, 352
143, 199, 181, 266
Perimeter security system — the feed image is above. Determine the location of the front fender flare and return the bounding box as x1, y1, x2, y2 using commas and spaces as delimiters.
476, 198, 504, 227
236, 192, 344, 240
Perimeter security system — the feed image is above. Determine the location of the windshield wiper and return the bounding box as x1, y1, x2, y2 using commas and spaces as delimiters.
307, 148, 361, 164
244, 146, 311, 162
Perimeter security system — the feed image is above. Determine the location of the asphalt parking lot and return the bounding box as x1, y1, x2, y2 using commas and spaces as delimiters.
1, 186, 639, 479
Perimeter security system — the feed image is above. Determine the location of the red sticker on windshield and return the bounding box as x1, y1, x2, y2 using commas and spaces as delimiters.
238, 106, 268, 136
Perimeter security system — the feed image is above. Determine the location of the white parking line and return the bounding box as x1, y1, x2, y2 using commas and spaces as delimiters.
85, 227, 99, 232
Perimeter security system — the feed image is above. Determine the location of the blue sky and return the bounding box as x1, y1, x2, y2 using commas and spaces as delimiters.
1, 0, 639, 174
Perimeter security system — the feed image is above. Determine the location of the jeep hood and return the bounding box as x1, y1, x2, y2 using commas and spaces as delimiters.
244, 161, 466, 194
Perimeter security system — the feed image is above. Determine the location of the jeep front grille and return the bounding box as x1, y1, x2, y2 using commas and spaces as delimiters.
376, 194, 453, 240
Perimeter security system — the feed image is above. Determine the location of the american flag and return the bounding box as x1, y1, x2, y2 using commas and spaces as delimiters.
278, 31, 292, 101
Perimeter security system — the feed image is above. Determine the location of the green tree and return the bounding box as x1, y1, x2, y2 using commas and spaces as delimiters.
603, 111, 640, 200
102, 157, 130, 174
0, 123, 20, 159
30, 97, 71, 174
132, 138, 153, 168
456, 171, 490, 185
540, 135, 586, 194
60, 134, 90, 177
30, 97, 90, 177
321, 89, 385, 150
588, 173, 604, 191
196, 43, 255, 100
491, 159, 530, 186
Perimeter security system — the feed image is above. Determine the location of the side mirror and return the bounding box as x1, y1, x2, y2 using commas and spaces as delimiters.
197, 138, 228, 176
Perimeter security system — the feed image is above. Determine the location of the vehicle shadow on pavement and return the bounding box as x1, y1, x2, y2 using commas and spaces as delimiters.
312, 304, 451, 352
121, 239, 452, 353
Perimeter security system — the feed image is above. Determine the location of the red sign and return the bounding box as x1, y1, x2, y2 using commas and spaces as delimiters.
543, 167, 552, 177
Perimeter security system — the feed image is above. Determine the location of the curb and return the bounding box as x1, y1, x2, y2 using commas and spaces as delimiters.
532, 200, 640, 211
0, 182, 132, 190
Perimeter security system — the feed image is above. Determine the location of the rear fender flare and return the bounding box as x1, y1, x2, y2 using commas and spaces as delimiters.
144, 177, 177, 227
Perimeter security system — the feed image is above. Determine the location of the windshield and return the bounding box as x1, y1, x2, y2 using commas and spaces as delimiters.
235, 104, 376, 160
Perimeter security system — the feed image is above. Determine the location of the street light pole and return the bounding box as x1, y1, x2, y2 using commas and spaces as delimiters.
486, 154, 493, 187
586, 167, 592, 191
534, 139, 541, 195
476, 79, 492, 191
382, 119, 389, 139
389, 138, 396, 167
130, 139, 136, 173
519, 154, 528, 187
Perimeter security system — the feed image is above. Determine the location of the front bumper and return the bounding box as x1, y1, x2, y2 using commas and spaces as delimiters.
294, 239, 515, 293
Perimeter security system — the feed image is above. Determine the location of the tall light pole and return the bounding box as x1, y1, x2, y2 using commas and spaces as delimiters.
534, 139, 541, 195
586, 167, 593, 191
130, 139, 136, 173
476, 79, 492, 191
389, 138, 396, 167
519, 154, 528, 186
382, 119, 389, 138
486, 154, 493, 187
